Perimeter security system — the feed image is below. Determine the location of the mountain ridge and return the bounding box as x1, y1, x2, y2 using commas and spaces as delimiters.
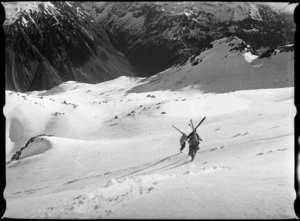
128, 36, 294, 93
81, 2, 295, 77
3, 1, 295, 92
4, 1, 135, 92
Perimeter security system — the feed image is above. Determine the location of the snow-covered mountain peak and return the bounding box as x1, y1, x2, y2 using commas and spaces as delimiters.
3, 1, 92, 28
210, 36, 255, 53
128, 36, 293, 94
4, 2, 61, 26
188, 36, 258, 67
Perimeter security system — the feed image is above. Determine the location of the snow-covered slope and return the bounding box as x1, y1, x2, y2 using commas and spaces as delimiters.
4, 37, 296, 218
4, 84, 295, 218
80, 2, 295, 76
3, 1, 135, 92
130, 36, 294, 93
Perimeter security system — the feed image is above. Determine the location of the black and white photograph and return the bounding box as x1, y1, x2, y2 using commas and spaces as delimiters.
2, 1, 298, 219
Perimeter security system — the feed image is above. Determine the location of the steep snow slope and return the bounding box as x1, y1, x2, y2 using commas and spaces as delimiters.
129, 36, 294, 93
3, 1, 135, 92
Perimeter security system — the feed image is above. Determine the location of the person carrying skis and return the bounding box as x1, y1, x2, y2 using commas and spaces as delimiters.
172, 125, 188, 153
179, 133, 188, 153
186, 130, 202, 156
187, 118, 205, 161
172, 117, 206, 159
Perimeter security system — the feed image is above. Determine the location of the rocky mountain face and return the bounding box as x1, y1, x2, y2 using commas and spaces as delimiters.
80, 2, 295, 77
4, 2, 135, 92
277, 10, 296, 45
259, 44, 294, 59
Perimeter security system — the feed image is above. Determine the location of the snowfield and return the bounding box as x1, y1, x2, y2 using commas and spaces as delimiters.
3, 37, 296, 219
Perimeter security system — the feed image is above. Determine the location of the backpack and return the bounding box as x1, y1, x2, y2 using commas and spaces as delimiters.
189, 133, 199, 146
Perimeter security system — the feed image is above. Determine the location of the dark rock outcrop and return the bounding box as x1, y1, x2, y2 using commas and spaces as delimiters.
8, 134, 54, 162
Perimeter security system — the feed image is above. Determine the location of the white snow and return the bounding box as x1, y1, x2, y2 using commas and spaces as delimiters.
27, 13, 36, 25
243, 28, 259, 33
243, 51, 259, 63
3, 2, 61, 25
129, 37, 293, 93
177, 11, 192, 17
43, 2, 57, 15
66, 2, 72, 8
82, 27, 94, 41
21, 17, 28, 26
76, 7, 84, 16
3, 37, 296, 219
44, 2, 56, 11
85, 42, 94, 54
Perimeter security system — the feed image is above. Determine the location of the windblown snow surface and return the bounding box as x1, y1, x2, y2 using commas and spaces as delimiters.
3, 37, 296, 219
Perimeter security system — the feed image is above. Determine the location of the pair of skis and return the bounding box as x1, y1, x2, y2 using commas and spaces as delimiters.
190, 117, 206, 134
173, 116, 206, 161
172, 116, 206, 135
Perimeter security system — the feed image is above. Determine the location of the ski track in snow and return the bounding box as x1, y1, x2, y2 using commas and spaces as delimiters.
32, 154, 228, 218
73, 142, 95, 179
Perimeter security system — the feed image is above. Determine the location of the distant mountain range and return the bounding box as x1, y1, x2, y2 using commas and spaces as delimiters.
80, 2, 295, 77
3, 2, 295, 92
